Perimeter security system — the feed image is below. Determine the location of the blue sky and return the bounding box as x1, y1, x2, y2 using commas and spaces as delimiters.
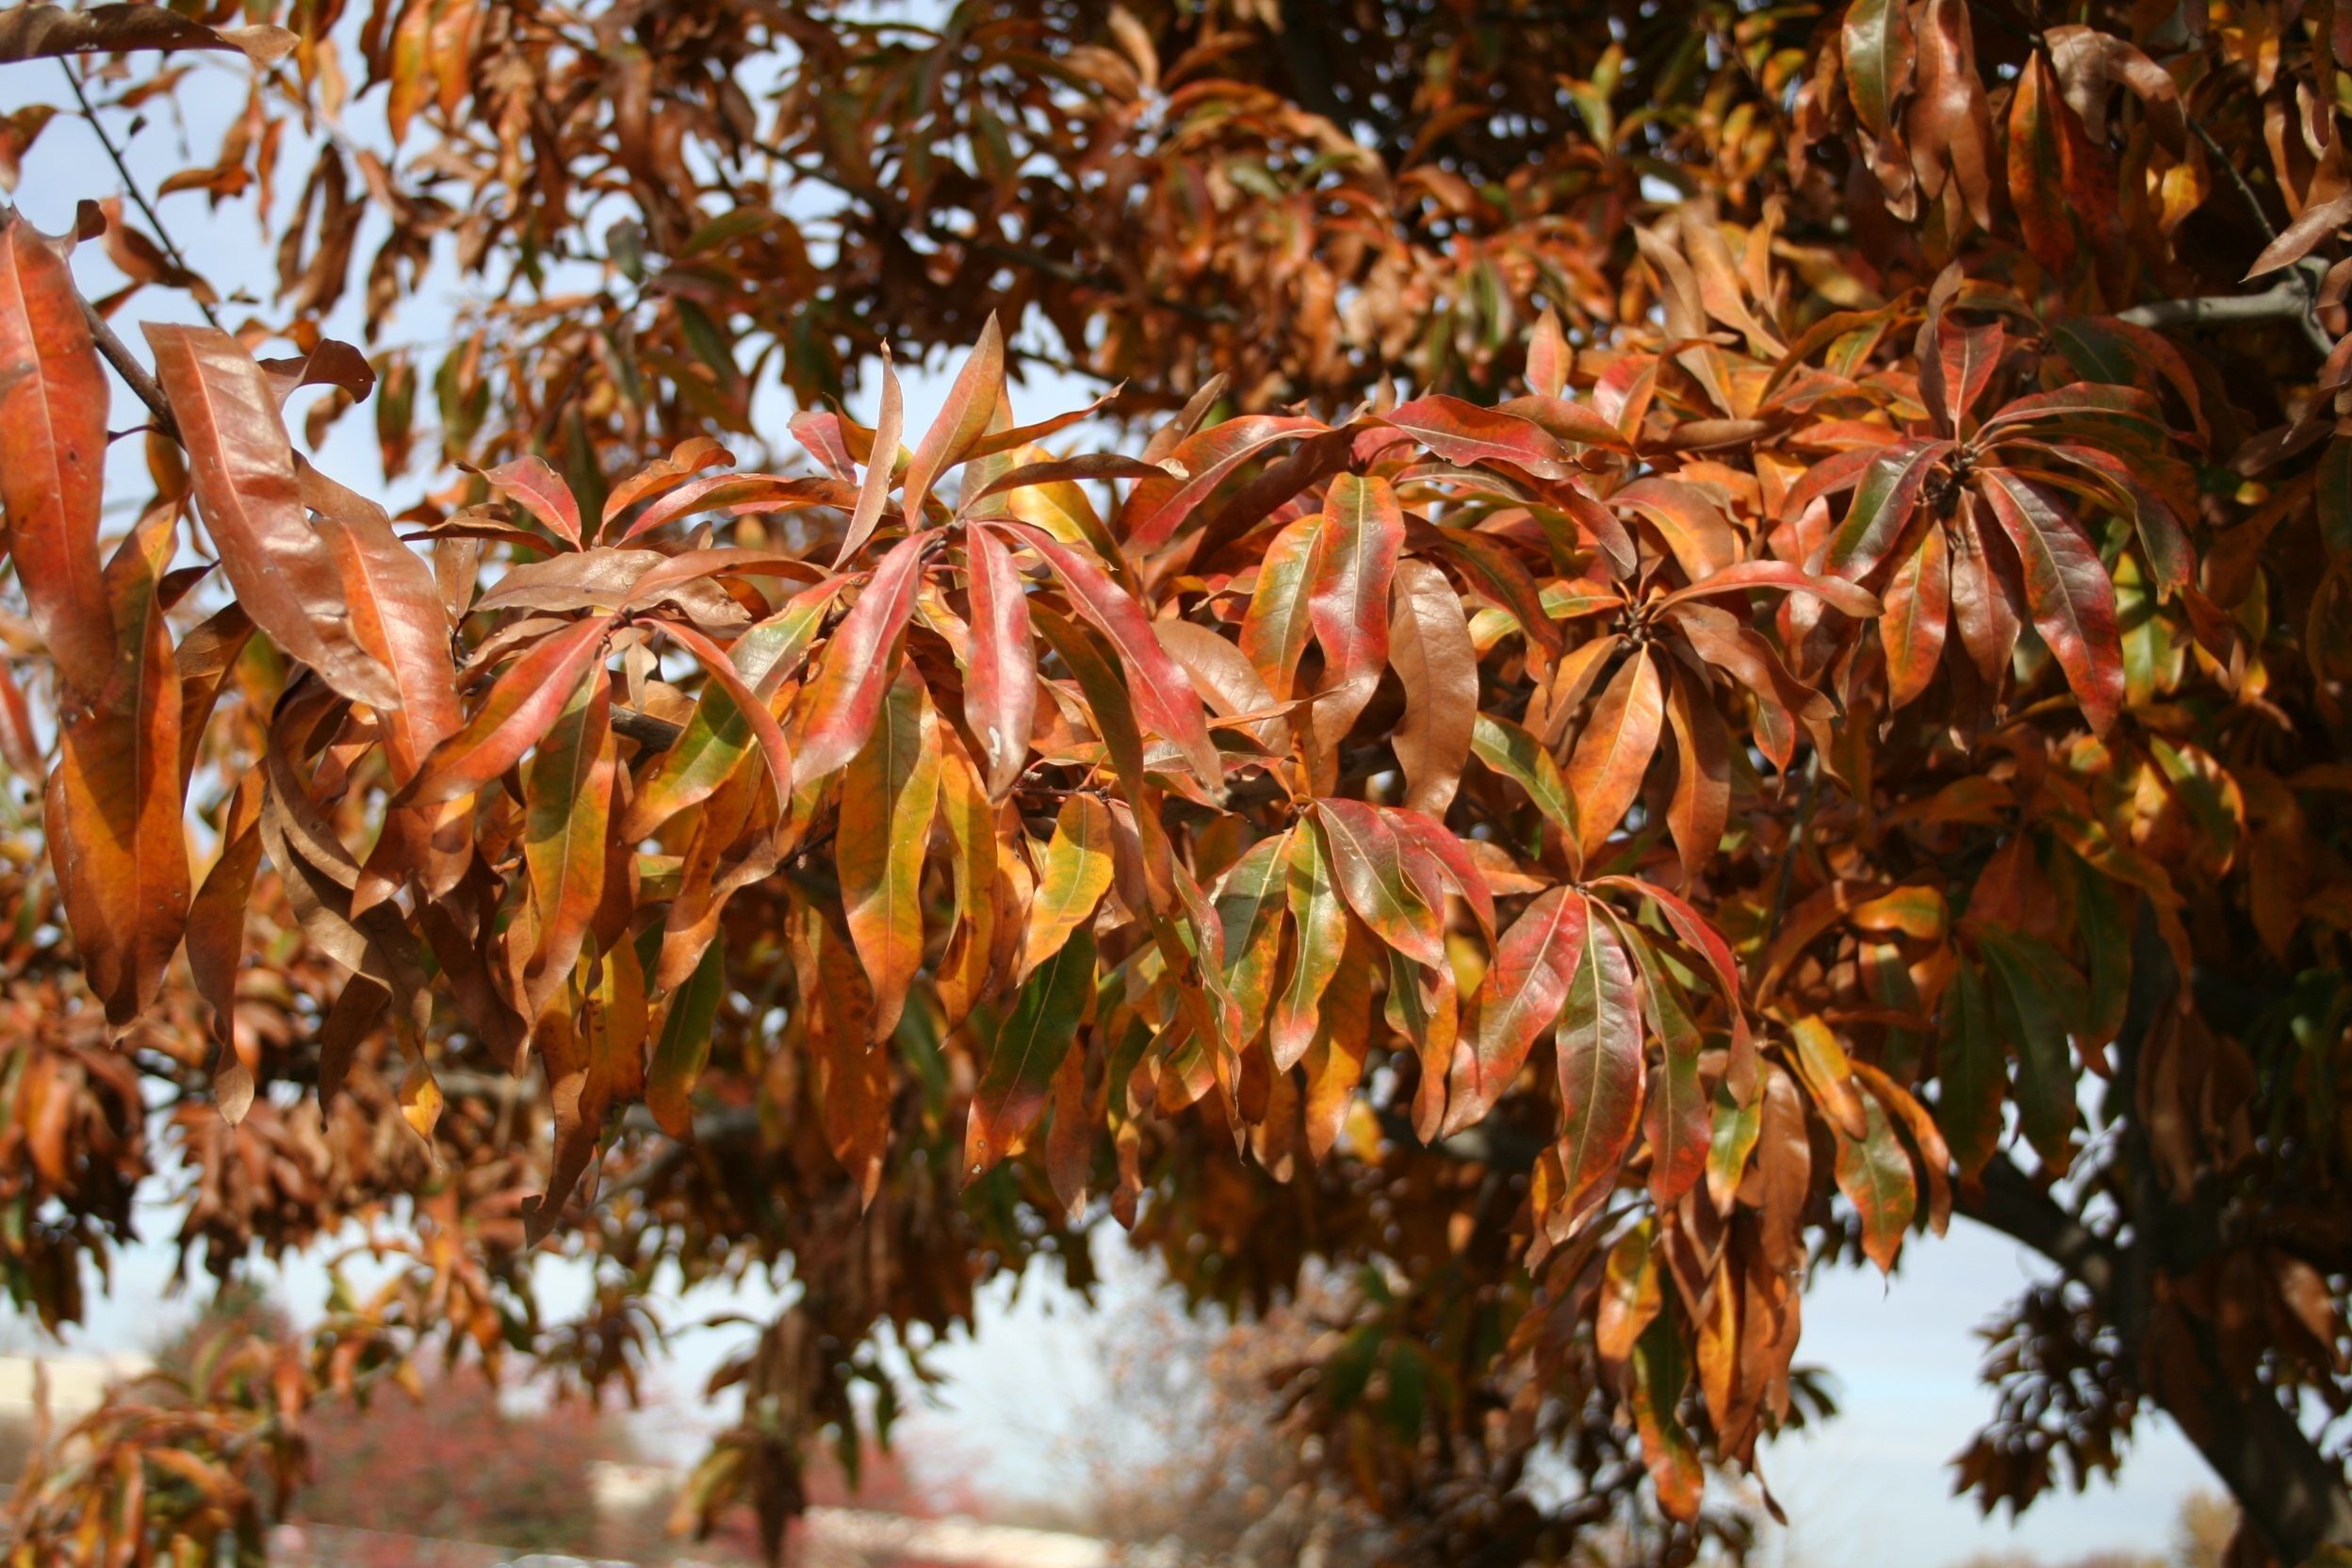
0, 38, 2226, 1568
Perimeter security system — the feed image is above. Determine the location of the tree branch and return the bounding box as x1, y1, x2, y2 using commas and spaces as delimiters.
78, 296, 177, 440
57, 59, 223, 335
2115, 272, 2328, 335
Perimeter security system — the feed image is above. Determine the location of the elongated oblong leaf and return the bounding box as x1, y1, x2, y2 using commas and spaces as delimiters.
1446, 886, 1588, 1135
964, 521, 1037, 799
1821, 438, 1948, 580
1565, 647, 1664, 866
836, 350, 904, 565
647, 941, 726, 1140
1383, 396, 1574, 479
1272, 817, 1348, 1071
0, 3, 294, 62
901, 317, 1004, 524
1554, 915, 1645, 1222
840, 669, 943, 1041
1307, 473, 1406, 760
405, 616, 612, 805
0, 212, 113, 697
1389, 556, 1478, 815
310, 471, 459, 786
1976, 467, 2123, 733
1316, 798, 1446, 969
147, 324, 400, 710
48, 510, 188, 1025
1242, 510, 1324, 701
795, 530, 929, 786
1121, 415, 1327, 548
520, 676, 616, 1016
1835, 1093, 1919, 1273
1001, 523, 1221, 785
1021, 793, 1117, 977
966, 924, 1096, 1180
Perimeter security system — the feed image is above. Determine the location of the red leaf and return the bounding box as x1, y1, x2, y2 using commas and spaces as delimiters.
1660, 656, 1730, 887
1121, 415, 1328, 548
1000, 522, 1222, 786
964, 521, 1037, 799
403, 615, 612, 805
1821, 438, 1950, 580
1564, 647, 1664, 867
0, 211, 112, 697
1880, 520, 1951, 711
1315, 798, 1446, 969
1306, 473, 1406, 762
1656, 560, 1881, 618
47, 508, 189, 1024
1383, 395, 1575, 479
793, 530, 930, 786
1948, 492, 2025, 685
309, 470, 459, 787
1388, 556, 1478, 815
480, 454, 583, 548
840, 670, 942, 1041
1976, 467, 2123, 732
1445, 886, 1588, 1135
2245, 193, 2352, 281
834, 347, 904, 565
901, 317, 1004, 525
1908, 0, 1996, 228
653, 619, 797, 814
520, 676, 616, 1019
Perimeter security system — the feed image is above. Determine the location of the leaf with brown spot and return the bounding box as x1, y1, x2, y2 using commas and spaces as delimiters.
963, 520, 1037, 799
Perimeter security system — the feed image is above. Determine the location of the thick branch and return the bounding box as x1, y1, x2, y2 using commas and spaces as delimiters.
2115, 276, 2324, 331
1959, 1151, 2352, 1561
1953, 1154, 2118, 1297
610, 705, 684, 750
2119, 256, 2333, 356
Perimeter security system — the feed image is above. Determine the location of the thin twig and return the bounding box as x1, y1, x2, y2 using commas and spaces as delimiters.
2169, 115, 2335, 356
2189, 116, 2279, 245
57, 57, 225, 335
78, 296, 177, 440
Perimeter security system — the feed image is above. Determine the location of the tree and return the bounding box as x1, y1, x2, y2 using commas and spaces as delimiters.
0, 1, 2348, 1564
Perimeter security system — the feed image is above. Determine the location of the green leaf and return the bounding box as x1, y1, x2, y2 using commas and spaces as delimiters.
965, 924, 1096, 1181
1835, 1092, 1919, 1273
647, 941, 726, 1140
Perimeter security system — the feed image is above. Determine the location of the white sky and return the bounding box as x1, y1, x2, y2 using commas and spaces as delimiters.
0, 34, 2225, 1568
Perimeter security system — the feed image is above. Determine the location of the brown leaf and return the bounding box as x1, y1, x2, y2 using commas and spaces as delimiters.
1387, 556, 1478, 816
146, 324, 399, 710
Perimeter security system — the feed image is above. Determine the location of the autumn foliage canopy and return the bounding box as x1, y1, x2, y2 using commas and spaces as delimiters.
2, 0, 2352, 1563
